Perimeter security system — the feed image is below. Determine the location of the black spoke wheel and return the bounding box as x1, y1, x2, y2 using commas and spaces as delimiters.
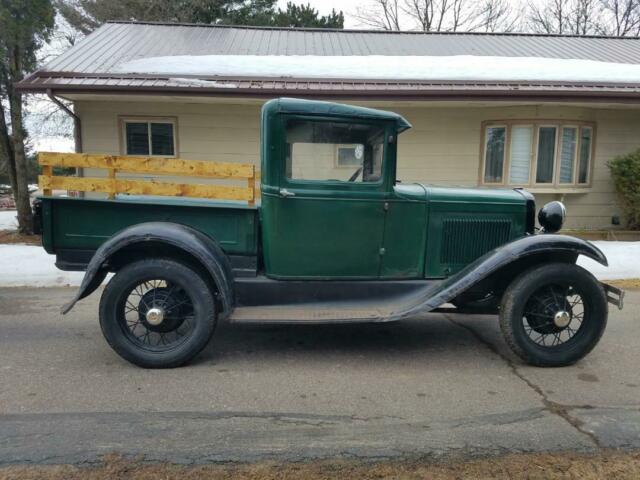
99, 258, 217, 368
121, 279, 196, 350
500, 263, 607, 367
522, 285, 584, 347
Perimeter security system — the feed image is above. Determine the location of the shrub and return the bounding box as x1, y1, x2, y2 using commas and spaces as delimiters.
608, 149, 640, 229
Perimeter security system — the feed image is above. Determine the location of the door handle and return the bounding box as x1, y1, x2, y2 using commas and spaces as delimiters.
279, 188, 296, 198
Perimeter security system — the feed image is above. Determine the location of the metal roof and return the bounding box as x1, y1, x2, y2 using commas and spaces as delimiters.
18, 21, 640, 100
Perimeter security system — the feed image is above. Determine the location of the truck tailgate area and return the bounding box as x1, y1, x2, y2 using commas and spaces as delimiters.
40, 196, 259, 270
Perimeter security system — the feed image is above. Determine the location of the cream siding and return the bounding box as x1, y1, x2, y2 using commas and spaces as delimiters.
75, 99, 640, 230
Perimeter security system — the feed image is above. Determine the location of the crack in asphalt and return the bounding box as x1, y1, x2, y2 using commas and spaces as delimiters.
445, 315, 603, 449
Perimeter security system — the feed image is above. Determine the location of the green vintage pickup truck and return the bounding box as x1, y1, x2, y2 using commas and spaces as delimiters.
36, 98, 623, 368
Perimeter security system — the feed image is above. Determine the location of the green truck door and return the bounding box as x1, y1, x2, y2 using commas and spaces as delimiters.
261, 117, 389, 279
262, 189, 385, 279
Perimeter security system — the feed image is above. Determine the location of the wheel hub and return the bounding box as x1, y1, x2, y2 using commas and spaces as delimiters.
145, 307, 165, 326
525, 289, 570, 335
553, 310, 571, 328
138, 287, 188, 333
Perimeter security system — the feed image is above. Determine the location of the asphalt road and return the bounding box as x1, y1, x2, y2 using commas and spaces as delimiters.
1, 287, 639, 465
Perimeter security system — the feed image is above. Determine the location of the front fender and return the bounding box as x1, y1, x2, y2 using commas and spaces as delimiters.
390, 234, 607, 320
61, 222, 235, 317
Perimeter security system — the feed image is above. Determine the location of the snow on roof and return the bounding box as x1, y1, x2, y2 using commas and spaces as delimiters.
18, 22, 640, 98
117, 54, 640, 84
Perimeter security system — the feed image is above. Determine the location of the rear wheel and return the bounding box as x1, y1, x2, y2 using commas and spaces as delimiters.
99, 258, 216, 368
499, 263, 607, 367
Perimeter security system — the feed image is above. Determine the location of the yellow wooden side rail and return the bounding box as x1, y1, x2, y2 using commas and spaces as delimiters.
38, 152, 257, 205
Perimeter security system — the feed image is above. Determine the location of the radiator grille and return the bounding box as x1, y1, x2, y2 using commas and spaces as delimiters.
440, 218, 512, 265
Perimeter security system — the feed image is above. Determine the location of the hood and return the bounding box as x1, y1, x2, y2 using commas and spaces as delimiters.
424, 185, 528, 205
393, 184, 528, 206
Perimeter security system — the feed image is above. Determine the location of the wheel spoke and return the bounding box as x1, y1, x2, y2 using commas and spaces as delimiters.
521, 283, 588, 348
165, 298, 191, 313
548, 286, 560, 309
524, 311, 548, 318
120, 278, 196, 351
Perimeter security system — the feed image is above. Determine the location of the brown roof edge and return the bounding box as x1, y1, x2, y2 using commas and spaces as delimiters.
18, 71, 640, 89
17, 83, 640, 104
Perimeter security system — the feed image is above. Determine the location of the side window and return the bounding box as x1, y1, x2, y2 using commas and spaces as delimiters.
483, 126, 506, 183
285, 119, 385, 183
123, 118, 177, 157
535, 126, 557, 184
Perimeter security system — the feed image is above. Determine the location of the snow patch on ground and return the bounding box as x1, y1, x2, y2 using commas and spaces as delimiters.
118, 54, 640, 83
0, 241, 638, 288
577, 241, 640, 281
0, 211, 17, 230
0, 245, 84, 287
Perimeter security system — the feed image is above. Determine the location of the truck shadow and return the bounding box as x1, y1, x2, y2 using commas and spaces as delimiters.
196, 313, 500, 364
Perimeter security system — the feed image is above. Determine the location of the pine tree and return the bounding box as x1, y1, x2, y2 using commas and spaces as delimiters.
56, 0, 344, 30
0, 0, 55, 233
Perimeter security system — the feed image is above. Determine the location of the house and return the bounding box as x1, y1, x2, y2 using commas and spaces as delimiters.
18, 21, 640, 230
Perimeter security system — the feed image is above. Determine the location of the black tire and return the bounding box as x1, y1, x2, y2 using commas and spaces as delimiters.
99, 258, 216, 368
500, 262, 607, 367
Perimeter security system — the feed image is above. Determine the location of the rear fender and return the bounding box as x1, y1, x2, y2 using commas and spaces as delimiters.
390, 234, 607, 320
61, 222, 235, 317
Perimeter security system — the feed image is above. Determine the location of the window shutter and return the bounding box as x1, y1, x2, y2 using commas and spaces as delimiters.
509, 126, 532, 184
559, 127, 577, 184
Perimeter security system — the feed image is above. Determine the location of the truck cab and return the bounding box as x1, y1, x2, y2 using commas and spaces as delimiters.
261, 98, 422, 279
260, 98, 530, 280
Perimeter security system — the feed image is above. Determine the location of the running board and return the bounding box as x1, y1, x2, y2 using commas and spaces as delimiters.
228, 304, 469, 324
229, 302, 399, 324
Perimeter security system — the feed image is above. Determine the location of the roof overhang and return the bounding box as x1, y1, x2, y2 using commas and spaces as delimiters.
17, 72, 640, 103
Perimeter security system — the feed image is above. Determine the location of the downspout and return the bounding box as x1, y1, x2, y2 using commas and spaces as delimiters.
46, 89, 82, 153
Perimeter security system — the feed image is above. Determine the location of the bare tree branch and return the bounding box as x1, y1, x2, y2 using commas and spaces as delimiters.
354, 0, 403, 30
598, 0, 640, 35
526, 0, 602, 34
401, 0, 477, 31
461, 0, 521, 32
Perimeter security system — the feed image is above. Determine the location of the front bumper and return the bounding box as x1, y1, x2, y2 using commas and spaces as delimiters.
602, 283, 625, 310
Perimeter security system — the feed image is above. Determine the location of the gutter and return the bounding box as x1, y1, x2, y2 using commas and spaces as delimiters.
46, 89, 82, 153
13, 80, 639, 104
16, 86, 640, 105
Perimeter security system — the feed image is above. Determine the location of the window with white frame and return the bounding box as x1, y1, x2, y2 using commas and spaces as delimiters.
481, 121, 594, 188
335, 144, 365, 167
122, 118, 177, 157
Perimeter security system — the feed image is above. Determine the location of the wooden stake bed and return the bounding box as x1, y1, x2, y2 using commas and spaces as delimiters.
38, 152, 257, 205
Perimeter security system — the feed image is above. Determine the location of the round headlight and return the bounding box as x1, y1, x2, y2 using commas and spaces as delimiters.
538, 201, 566, 233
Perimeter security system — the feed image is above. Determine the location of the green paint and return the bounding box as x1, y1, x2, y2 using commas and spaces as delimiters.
424, 187, 527, 277
41, 196, 258, 255
42, 98, 529, 281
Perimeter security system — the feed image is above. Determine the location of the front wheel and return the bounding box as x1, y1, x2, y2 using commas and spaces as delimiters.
99, 258, 217, 368
500, 263, 607, 367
